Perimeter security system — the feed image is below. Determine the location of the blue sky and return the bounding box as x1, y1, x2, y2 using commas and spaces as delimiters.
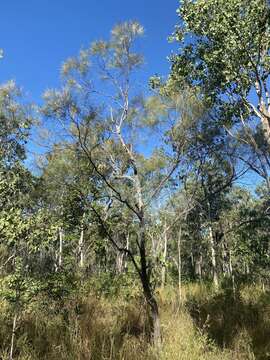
0, 0, 179, 103
0, 1, 261, 191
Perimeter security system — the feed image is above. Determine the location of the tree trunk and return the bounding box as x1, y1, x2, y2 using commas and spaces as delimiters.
116, 251, 124, 273
123, 233, 129, 271
9, 313, 17, 360
115, 233, 125, 273
59, 227, 63, 268
190, 251, 196, 279
141, 275, 161, 348
139, 218, 161, 347
177, 226, 182, 302
196, 253, 203, 282
228, 248, 233, 276
149, 297, 161, 348
228, 249, 236, 297
209, 225, 219, 289
161, 225, 168, 289
260, 113, 270, 149
79, 227, 84, 268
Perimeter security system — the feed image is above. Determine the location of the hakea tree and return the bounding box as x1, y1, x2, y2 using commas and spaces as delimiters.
42, 21, 186, 346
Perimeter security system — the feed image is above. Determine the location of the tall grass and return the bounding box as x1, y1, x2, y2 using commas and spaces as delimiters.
0, 283, 268, 359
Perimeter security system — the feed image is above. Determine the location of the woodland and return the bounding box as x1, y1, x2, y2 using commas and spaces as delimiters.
0, 0, 270, 359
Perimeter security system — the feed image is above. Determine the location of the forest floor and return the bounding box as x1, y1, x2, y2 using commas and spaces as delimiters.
0, 282, 269, 360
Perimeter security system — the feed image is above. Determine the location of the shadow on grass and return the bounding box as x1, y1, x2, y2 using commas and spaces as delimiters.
185, 284, 270, 360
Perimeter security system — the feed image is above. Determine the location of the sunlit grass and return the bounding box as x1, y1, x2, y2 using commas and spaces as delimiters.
0, 283, 269, 359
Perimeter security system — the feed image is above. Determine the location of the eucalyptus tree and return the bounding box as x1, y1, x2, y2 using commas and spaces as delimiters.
169, 0, 270, 184
42, 21, 183, 345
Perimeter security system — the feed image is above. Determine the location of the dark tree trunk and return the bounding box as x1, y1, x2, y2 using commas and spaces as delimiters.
139, 217, 161, 347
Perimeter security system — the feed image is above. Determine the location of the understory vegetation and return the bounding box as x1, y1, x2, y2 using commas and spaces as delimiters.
1, 281, 269, 360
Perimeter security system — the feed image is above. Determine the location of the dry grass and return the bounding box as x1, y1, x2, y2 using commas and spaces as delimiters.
0, 283, 269, 359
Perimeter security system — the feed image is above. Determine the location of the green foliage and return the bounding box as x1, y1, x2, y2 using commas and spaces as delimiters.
0, 81, 33, 163
170, 0, 270, 142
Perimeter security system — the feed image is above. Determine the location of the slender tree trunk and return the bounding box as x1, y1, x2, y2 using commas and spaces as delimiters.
123, 233, 129, 271
104, 243, 108, 273
261, 278, 265, 293
190, 251, 196, 279
195, 249, 203, 280
59, 227, 63, 268
116, 251, 124, 273
197, 253, 203, 282
228, 248, 236, 296
228, 248, 233, 277
245, 262, 250, 275
177, 226, 182, 302
221, 242, 226, 276
79, 214, 86, 268
9, 313, 17, 360
79, 227, 84, 268
161, 225, 168, 289
209, 225, 219, 289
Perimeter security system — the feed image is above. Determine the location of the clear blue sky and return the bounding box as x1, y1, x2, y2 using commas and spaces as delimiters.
0, 0, 179, 103
0, 1, 262, 189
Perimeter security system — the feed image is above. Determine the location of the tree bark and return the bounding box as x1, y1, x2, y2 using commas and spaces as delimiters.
139, 218, 161, 347
141, 272, 161, 348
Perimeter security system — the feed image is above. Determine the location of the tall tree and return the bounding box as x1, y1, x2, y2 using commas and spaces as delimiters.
42, 21, 183, 346
169, 0, 270, 161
